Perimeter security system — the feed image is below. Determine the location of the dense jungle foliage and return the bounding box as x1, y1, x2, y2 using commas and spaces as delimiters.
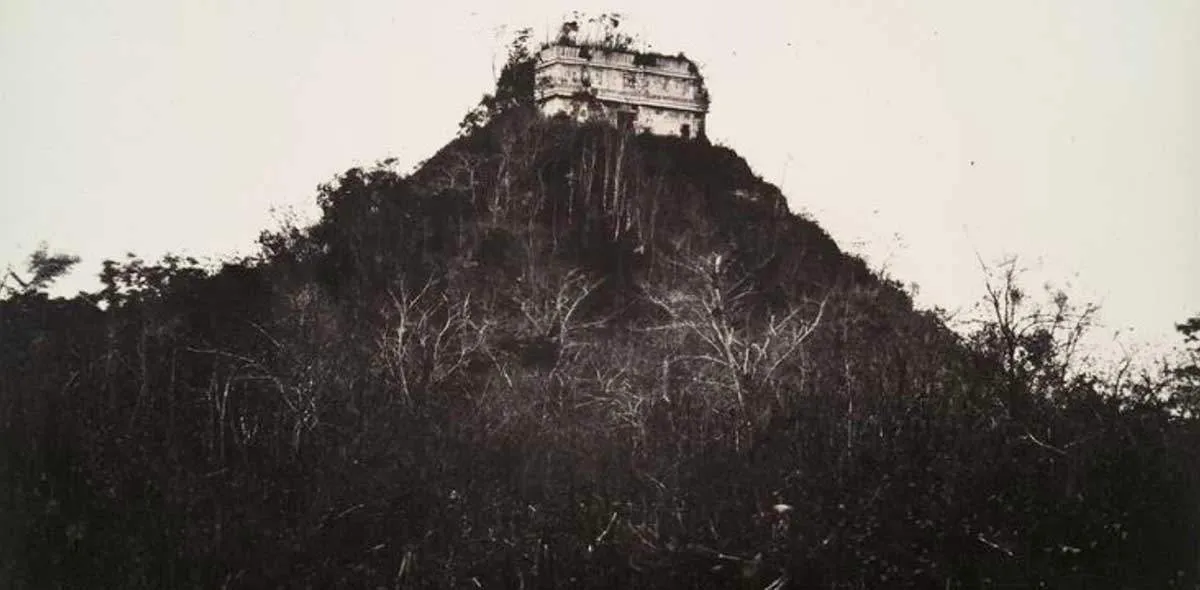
2, 27, 1199, 589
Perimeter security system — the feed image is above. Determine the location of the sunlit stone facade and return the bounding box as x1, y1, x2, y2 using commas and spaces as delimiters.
534, 44, 709, 138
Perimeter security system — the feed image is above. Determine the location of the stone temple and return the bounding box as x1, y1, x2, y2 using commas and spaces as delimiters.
533, 44, 709, 139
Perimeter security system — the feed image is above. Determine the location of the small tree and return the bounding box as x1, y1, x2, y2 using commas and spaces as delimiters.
644, 252, 827, 447
967, 256, 1100, 401
459, 28, 537, 136
374, 277, 490, 407
1, 243, 80, 299
1164, 315, 1200, 417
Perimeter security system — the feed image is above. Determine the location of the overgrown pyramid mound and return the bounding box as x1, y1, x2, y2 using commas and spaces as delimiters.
2, 41, 1197, 589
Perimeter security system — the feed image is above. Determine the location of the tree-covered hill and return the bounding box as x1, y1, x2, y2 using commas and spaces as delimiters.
3, 68, 1199, 590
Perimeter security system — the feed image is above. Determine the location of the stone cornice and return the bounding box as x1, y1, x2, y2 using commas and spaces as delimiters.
536, 86, 708, 114
535, 55, 700, 82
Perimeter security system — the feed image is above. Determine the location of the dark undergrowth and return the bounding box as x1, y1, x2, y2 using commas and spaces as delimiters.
2, 115, 1198, 588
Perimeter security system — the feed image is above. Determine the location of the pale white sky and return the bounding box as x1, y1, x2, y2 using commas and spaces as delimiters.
2, 0, 1197, 360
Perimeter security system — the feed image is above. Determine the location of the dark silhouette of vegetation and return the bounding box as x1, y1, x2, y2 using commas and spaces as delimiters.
1, 243, 81, 298
2, 41, 1198, 589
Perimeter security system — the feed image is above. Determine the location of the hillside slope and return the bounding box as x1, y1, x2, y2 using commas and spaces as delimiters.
1, 108, 1197, 588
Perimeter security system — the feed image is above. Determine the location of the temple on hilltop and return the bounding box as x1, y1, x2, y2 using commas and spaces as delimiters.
534, 44, 709, 139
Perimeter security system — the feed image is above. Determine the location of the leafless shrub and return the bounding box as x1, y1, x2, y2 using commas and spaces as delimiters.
375, 277, 491, 406
642, 252, 828, 448
968, 256, 1101, 398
